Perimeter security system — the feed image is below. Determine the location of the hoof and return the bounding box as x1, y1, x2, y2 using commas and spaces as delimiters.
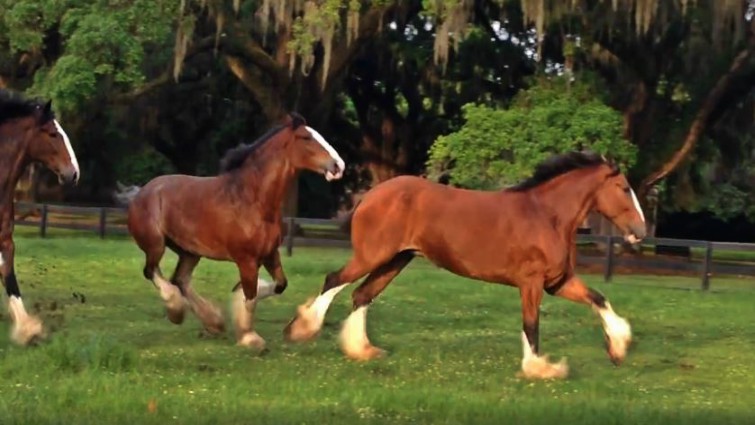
343, 343, 386, 362
520, 355, 569, 380
11, 314, 46, 346
166, 306, 186, 325
162, 286, 186, 325
283, 299, 320, 343
606, 333, 632, 365
237, 331, 266, 351
195, 301, 225, 335
203, 320, 225, 335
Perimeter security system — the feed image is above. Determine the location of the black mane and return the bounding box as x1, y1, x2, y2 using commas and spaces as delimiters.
218, 113, 307, 173
0, 89, 53, 127
507, 151, 615, 192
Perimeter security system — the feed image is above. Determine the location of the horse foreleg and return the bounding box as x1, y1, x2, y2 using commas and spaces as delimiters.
261, 249, 287, 297
230, 259, 265, 350
138, 233, 185, 325
548, 276, 632, 365
0, 240, 45, 345
171, 255, 224, 334
519, 283, 568, 379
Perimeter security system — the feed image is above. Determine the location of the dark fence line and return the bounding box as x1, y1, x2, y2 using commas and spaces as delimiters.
14, 202, 755, 290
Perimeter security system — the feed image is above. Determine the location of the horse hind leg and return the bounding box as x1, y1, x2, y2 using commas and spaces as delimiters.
283, 254, 376, 343
340, 251, 414, 361
547, 276, 632, 365
171, 254, 224, 334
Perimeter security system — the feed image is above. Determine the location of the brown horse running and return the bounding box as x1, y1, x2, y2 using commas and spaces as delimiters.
127, 113, 344, 349
285, 152, 646, 379
0, 90, 80, 345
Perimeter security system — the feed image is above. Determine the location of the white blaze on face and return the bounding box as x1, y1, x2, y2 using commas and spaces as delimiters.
305, 126, 345, 181
53, 120, 80, 181
629, 188, 645, 223
0, 253, 3, 267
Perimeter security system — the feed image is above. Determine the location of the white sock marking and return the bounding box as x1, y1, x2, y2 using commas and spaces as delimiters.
305, 126, 345, 181
53, 120, 80, 181
629, 188, 645, 223
255, 278, 277, 300
519, 331, 569, 379
342, 306, 369, 347
597, 302, 632, 359
8, 296, 29, 321
311, 285, 347, 324
0, 253, 3, 267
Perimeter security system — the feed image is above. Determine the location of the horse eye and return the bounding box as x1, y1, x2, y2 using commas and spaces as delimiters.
622, 187, 631, 193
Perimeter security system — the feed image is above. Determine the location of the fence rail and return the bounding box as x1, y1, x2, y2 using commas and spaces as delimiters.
13, 202, 755, 290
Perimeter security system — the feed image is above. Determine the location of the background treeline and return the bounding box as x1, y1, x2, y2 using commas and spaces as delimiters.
2, 0, 755, 240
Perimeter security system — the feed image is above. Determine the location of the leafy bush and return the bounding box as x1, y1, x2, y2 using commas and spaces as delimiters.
427, 77, 637, 189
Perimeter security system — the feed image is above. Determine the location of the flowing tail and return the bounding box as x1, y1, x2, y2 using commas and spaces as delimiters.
339, 200, 361, 236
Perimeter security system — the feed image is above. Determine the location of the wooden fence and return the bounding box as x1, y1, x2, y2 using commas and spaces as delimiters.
13, 202, 755, 290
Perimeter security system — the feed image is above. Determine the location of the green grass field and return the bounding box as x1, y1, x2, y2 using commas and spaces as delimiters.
1, 228, 754, 425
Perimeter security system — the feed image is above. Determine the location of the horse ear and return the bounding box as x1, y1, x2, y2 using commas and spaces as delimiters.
289, 112, 306, 129
280, 114, 293, 127
35, 100, 53, 124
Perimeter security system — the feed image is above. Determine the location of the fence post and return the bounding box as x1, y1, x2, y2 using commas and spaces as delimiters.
604, 235, 614, 282
286, 217, 295, 257
98, 208, 107, 239
701, 241, 713, 291
39, 204, 48, 238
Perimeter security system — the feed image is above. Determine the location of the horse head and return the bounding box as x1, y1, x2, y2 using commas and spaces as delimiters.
282, 113, 345, 181
26, 100, 80, 185
592, 158, 647, 244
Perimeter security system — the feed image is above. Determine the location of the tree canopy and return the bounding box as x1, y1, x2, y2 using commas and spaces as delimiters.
0, 0, 754, 234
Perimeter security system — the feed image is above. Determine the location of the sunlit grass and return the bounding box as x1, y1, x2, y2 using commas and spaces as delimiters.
0, 230, 753, 424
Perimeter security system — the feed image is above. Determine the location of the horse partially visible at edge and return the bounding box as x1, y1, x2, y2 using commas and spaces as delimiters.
285, 152, 646, 379
0, 90, 80, 345
127, 113, 344, 349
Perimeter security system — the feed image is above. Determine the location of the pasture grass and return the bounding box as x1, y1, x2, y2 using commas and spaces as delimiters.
0, 229, 754, 424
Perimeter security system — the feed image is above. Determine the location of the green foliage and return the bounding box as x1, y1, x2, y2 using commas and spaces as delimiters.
427, 77, 637, 189
699, 183, 755, 221
1, 0, 177, 113
113, 147, 175, 186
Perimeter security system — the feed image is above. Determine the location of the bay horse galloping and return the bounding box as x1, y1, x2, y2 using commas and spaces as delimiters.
0, 90, 80, 345
285, 152, 646, 379
127, 113, 344, 349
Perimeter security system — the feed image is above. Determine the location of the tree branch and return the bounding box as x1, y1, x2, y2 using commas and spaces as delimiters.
223, 54, 285, 121
639, 44, 755, 197
111, 36, 217, 103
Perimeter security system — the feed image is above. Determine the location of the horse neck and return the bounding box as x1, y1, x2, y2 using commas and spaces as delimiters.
236, 140, 296, 219
529, 167, 605, 238
0, 124, 29, 205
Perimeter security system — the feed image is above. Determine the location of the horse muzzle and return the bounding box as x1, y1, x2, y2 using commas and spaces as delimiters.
324, 158, 345, 181
57, 168, 79, 186
623, 221, 647, 244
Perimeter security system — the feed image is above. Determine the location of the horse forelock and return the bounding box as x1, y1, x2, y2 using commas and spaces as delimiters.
507, 151, 609, 192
